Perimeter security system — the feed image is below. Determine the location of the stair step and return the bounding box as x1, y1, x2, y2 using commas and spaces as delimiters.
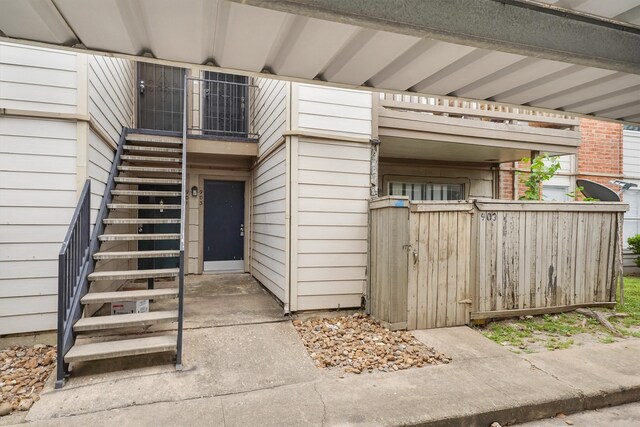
81, 288, 179, 304
124, 145, 182, 154
111, 190, 182, 197
121, 155, 181, 163
64, 335, 177, 363
104, 218, 181, 225
88, 268, 180, 281
108, 203, 181, 210
74, 311, 178, 332
114, 177, 182, 185
98, 233, 180, 241
118, 165, 182, 173
94, 250, 180, 260
126, 134, 183, 145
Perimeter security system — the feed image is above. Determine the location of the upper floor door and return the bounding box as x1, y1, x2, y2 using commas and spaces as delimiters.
202, 71, 248, 138
137, 63, 185, 132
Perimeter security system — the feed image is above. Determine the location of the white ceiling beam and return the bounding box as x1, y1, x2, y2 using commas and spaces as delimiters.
233, 0, 640, 75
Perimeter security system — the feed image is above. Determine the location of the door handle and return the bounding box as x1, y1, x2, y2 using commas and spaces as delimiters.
240, 223, 244, 237
139, 80, 145, 94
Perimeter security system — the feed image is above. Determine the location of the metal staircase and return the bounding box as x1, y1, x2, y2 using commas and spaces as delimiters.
55, 129, 186, 388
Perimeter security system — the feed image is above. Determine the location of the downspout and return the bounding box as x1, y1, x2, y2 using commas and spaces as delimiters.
366, 138, 380, 313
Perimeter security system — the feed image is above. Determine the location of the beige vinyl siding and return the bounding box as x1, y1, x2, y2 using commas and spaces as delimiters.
379, 162, 494, 199
88, 131, 113, 226
83, 56, 136, 313
88, 55, 135, 143
0, 117, 77, 334
295, 139, 371, 310
254, 78, 288, 156
0, 42, 78, 114
252, 146, 287, 301
296, 84, 372, 139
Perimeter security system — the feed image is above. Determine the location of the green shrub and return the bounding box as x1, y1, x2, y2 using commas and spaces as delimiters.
518, 154, 561, 201
627, 234, 640, 267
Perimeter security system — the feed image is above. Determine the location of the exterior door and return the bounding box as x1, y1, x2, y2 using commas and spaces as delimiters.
202, 72, 248, 138
203, 180, 245, 272
138, 185, 181, 270
138, 63, 185, 132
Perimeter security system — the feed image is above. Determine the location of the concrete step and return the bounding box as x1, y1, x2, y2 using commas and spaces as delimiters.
98, 233, 180, 241
121, 154, 181, 163
107, 203, 181, 210
126, 134, 183, 145
88, 268, 179, 281
103, 218, 181, 225
81, 288, 179, 304
94, 250, 180, 260
64, 335, 177, 363
124, 145, 182, 154
73, 311, 178, 332
111, 189, 181, 197
114, 177, 181, 185
118, 165, 182, 174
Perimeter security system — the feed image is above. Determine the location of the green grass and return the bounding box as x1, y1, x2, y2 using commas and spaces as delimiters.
481, 277, 640, 352
613, 276, 640, 329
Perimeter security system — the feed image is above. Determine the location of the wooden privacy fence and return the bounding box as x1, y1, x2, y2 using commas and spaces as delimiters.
369, 197, 628, 330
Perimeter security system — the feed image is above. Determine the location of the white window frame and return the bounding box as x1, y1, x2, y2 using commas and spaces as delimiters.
383, 175, 470, 201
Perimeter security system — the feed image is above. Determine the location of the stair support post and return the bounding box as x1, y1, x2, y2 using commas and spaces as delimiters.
176, 73, 188, 371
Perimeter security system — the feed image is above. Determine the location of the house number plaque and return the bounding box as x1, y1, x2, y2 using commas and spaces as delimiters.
480, 212, 497, 221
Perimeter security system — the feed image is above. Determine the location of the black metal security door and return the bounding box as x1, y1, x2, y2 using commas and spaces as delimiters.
138, 63, 185, 132
203, 180, 245, 270
138, 185, 181, 270
202, 72, 248, 138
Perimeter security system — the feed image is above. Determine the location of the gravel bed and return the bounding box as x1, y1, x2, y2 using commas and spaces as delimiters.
293, 313, 450, 374
0, 345, 56, 416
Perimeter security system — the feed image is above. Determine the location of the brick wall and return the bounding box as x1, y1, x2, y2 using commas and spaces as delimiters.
498, 164, 514, 199
576, 118, 623, 192
498, 118, 623, 200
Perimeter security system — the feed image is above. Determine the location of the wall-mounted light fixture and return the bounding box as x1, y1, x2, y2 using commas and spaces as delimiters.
191, 186, 198, 197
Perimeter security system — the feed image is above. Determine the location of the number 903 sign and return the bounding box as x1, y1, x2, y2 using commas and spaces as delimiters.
480, 212, 497, 221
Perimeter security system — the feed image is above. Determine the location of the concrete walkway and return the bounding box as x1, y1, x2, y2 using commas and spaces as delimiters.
21, 276, 640, 426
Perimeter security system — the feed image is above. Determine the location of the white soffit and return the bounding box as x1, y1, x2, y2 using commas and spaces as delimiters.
0, 0, 639, 124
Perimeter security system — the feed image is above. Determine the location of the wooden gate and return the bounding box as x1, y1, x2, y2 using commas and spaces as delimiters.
369, 198, 472, 330
406, 202, 473, 329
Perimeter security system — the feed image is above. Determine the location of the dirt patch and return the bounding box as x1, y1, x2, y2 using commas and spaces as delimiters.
293, 313, 450, 374
0, 345, 56, 417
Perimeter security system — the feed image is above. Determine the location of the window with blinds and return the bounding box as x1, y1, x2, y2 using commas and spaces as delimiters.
388, 182, 464, 201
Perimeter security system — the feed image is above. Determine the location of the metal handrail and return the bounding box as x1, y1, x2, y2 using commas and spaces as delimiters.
193, 76, 259, 88
185, 75, 259, 139
55, 179, 91, 389
55, 129, 127, 389
176, 74, 188, 370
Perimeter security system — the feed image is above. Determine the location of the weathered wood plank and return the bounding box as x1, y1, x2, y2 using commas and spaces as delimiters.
388, 207, 408, 324
470, 302, 617, 320
446, 211, 458, 326
456, 213, 471, 324
517, 212, 526, 310
474, 201, 628, 212
574, 212, 587, 305
426, 212, 439, 329
436, 212, 449, 328
407, 210, 420, 330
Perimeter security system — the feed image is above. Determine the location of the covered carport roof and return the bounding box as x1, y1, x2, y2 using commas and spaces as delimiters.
1, 0, 640, 123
